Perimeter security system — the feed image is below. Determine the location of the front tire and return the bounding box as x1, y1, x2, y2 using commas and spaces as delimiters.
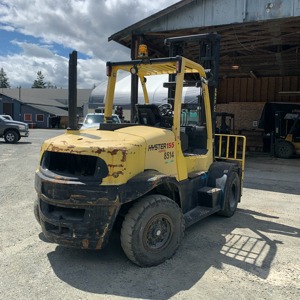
275, 140, 294, 159
121, 195, 184, 267
217, 171, 240, 217
4, 130, 19, 143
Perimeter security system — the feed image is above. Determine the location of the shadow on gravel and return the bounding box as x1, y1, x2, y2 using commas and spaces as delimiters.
47, 209, 299, 299
0, 141, 32, 144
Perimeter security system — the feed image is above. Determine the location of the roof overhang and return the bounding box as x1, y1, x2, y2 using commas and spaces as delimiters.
109, 0, 300, 79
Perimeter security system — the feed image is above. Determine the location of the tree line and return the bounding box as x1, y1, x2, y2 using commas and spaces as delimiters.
0, 68, 57, 89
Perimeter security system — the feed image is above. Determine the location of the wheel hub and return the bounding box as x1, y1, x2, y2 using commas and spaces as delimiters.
143, 215, 172, 251
7, 134, 15, 142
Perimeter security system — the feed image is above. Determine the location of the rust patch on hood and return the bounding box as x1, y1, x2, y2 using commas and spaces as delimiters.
121, 150, 127, 162
111, 171, 124, 178
46, 142, 85, 154
106, 148, 127, 162
94, 147, 105, 154
107, 164, 123, 168
47, 143, 61, 152
108, 149, 119, 156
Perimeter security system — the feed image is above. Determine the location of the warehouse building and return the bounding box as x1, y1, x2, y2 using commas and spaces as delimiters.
89, 0, 300, 151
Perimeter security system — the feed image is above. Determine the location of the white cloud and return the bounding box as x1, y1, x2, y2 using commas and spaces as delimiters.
0, 45, 105, 88
0, 0, 179, 88
11, 41, 55, 58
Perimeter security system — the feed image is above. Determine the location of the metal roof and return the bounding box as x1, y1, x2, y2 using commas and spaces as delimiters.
27, 104, 69, 117
0, 88, 92, 107
109, 0, 300, 79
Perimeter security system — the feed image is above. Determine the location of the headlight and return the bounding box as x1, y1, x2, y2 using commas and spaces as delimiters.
18, 125, 25, 130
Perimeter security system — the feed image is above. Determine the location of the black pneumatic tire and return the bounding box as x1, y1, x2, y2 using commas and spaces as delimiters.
4, 130, 19, 143
120, 195, 184, 267
217, 171, 240, 217
275, 140, 294, 159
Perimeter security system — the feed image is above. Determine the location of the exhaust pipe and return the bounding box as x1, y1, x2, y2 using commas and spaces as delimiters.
68, 50, 78, 130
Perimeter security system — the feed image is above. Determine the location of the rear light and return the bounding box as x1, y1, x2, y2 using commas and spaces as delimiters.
176, 59, 182, 73
106, 63, 112, 77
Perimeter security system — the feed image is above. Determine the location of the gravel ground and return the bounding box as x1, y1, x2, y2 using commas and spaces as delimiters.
0, 129, 299, 300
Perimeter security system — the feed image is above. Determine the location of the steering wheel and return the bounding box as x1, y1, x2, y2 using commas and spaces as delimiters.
158, 103, 173, 116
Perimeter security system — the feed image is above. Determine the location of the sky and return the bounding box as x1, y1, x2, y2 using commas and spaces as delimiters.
0, 0, 179, 89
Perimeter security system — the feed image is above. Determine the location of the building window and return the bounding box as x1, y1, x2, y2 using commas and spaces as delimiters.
24, 114, 32, 122
36, 114, 44, 122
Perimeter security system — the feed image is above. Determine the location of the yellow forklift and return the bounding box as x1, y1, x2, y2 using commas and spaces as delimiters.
274, 111, 300, 158
34, 40, 246, 267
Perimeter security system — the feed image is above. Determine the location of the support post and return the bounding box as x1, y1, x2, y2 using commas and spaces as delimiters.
130, 35, 140, 123
68, 50, 78, 130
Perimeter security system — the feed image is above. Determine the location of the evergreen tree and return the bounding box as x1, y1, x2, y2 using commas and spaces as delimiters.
0, 68, 10, 88
32, 71, 46, 88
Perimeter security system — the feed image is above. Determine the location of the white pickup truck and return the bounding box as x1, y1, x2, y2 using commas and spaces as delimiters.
80, 113, 121, 129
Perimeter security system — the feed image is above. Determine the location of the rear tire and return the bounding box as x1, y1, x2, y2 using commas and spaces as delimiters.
120, 194, 184, 267
275, 140, 294, 159
217, 171, 240, 217
4, 130, 19, 143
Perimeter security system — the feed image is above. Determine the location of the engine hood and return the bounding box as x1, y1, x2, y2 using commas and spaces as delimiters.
39, 125, 177, 185
42, 125, 173, 154
5, 120, 28, 127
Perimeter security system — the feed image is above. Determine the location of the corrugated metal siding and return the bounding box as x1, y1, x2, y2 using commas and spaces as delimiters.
136, 0, 300, 33
218, 76, 300, 103
148, 0, 245, 32
246, 0, 295, 21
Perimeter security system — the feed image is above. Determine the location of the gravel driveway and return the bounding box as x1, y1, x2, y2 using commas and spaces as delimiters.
0, 129, 299, 300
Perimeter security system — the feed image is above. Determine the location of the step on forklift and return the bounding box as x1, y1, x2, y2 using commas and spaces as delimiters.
34, 34, 246, 267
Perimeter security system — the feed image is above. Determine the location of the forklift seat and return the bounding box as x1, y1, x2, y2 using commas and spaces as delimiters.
136, 104, 162, 127
185, 125, 207, 149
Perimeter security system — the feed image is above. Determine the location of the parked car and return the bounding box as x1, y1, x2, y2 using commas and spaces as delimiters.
0, 116, 29, 143
80, 113, 121, 129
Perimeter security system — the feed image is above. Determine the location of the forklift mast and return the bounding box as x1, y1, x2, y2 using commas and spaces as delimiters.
164, 33, 221, 134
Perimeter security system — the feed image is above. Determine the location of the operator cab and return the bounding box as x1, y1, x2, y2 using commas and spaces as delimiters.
180, 103, 207, 155
135, 103, 173, 128
135, 99, 207, 156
